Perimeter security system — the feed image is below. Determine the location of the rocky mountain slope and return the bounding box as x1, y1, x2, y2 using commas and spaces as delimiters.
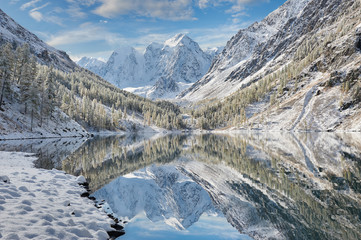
0, 9, 77, 72
78, 34, 214, 99
181, 0, 361, 131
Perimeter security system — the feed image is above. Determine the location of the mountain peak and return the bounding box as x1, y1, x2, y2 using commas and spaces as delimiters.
76, 57, 105, 70
164, 33, 193, 48
114, 45, 137, 55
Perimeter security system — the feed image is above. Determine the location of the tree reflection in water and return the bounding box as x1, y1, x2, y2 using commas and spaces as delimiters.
61, 132, 361, 240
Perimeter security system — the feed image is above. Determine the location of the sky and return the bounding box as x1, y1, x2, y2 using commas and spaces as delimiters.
2, 0, 287, 61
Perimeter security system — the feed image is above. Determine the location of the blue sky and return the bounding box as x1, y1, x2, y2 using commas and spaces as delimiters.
3, 0, 286, 61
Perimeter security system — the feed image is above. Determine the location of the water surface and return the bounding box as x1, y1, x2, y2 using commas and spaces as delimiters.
2, 132, 361, 239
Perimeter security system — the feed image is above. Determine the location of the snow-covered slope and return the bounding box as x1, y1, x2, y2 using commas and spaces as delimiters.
92, 165, 215, 230
179, 0, 359, 101
0, 9, 77, 72
0, 100, 88, 140
78, 34, 213, 99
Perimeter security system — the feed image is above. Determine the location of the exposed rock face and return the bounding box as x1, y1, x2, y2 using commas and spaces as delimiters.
77, 34, 214, 99
0, 9, 77, 72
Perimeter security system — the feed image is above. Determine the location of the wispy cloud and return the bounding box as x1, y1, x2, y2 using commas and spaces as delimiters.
66, 0, 96, 7
197, 0, 267, 12
93, 0, 195, 21
65, 0, 97, 18
46, 22, 125, 47
27, 2, 60, 24
93, 0, 268, 21
20, 0, 42, 10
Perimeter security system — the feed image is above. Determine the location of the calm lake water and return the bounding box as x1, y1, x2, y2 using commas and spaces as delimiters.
2, 132, 361, 240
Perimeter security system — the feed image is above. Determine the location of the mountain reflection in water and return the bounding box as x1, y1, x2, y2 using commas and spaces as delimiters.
61, 132, 361, 240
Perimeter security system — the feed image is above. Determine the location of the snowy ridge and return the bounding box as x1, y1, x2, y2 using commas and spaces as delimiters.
179, 0, 312, 101
78, 34, 214, 99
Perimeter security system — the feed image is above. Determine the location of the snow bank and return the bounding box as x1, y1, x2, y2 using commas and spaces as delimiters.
0, 151, 113, 239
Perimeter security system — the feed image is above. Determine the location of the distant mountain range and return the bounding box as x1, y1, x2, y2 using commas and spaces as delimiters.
77, 34, 222, 99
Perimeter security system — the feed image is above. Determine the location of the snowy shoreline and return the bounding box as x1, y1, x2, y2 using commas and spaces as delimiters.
0, 151, 122, 239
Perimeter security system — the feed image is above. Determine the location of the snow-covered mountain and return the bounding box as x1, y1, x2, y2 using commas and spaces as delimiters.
204, 46, 223, 59
0, 9, 77, 72
179, 0, 360, 101
78, 34, 214, 99
92, 165, 216, 230
179, 0, 361, 131
76, 57, 105, 75
179, 0, 312, 101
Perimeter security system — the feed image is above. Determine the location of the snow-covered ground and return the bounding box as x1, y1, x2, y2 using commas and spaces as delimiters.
0, 100, 88, 140
0, 151, 114, 239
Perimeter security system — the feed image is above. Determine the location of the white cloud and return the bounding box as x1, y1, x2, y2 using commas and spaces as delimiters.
28, 2, 53, 22
66, 6, 87, 18
20, 0, 42, 10
65, 0, 97, 18
93, 0, 267, 21
93, 0, 195, 21
29, 11, 43, 21
46, 22, 125, 47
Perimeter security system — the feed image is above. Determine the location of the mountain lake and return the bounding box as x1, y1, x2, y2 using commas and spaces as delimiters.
1, 132, 360, 240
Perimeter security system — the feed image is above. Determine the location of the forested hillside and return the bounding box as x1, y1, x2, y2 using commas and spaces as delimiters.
0, 42, 185, 139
